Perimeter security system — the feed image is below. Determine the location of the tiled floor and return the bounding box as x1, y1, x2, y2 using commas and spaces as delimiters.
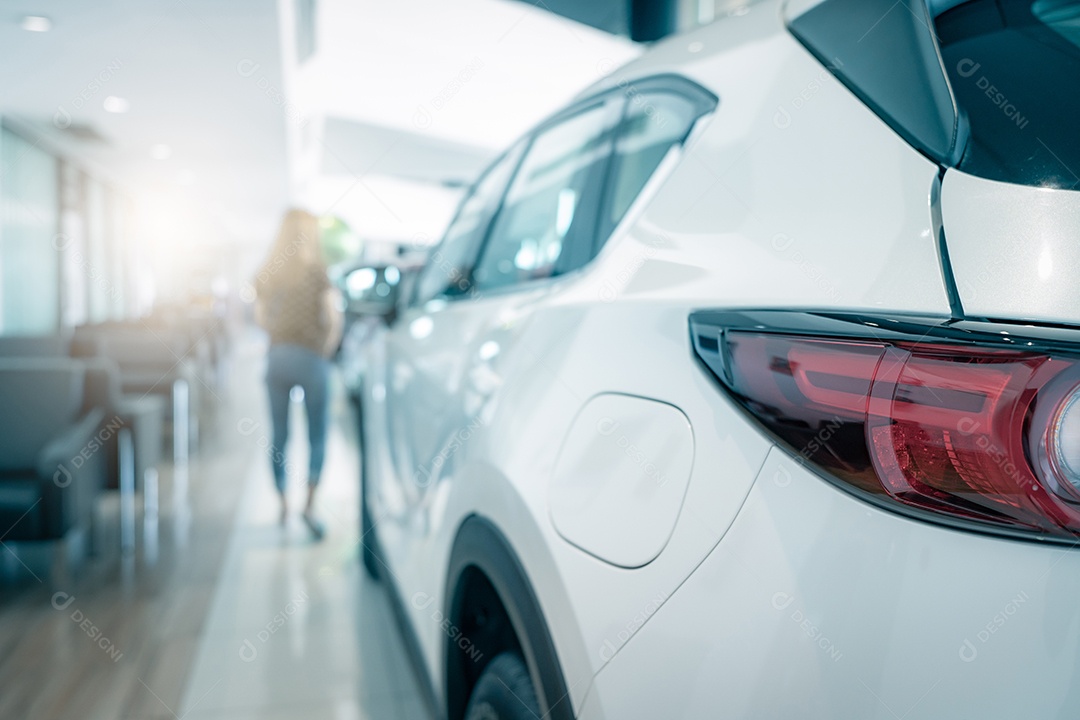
0, 336, 432, 720
178, 371, 431, 720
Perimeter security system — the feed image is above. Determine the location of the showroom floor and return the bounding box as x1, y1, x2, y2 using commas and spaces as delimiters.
177, 384, 431, 719
0, 337, 432, 720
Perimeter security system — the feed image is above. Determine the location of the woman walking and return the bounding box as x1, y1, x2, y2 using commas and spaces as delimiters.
254, 209, 343, 539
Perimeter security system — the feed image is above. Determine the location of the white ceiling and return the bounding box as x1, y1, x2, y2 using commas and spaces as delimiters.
0, 0, 641, 265
0, 0, 290, 250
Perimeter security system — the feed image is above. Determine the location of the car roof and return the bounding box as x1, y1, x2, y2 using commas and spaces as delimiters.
572, 0, 786, 102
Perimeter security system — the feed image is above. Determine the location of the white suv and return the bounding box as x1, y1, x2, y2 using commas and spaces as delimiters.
359, 0, 1080, 717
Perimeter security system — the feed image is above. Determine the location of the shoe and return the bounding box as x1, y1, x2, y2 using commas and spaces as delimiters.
302, 512, 325, 541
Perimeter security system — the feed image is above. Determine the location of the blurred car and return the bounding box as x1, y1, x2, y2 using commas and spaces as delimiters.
336, 263, 404, 323
333, 263, 406, 398
357, 0, 1080, 717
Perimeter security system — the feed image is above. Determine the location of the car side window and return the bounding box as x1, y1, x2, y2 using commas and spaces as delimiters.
599, 92, 703, 241
413, 142, 524, 304
470, 99, 622, 293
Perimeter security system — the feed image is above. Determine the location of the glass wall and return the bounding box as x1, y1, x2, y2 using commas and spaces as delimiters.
108, 192, 133, 319
58, 162, 89, 327
0, 127, 60, 335
84, 177, 112, 324
0, 122, 136, 336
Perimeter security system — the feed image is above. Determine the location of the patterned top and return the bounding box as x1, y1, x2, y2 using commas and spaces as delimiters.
256, 266, 333, 356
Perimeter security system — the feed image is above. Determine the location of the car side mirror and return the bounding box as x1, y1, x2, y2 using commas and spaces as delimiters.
342, 267, 399, 320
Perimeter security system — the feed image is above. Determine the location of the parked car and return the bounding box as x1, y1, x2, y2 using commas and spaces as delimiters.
358, 0, 1080, 717
337, 264, 403, 316
334, 263, 408, 398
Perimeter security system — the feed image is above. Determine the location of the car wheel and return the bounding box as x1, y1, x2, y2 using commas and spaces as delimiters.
464, 652, 540, 720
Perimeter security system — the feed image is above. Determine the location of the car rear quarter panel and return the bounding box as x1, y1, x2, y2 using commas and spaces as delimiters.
594, 0, 951, 316
579, 448, 1080, 718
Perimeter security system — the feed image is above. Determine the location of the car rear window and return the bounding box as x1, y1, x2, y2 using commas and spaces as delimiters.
936, 0, 1080, 188
789, 0, 1080, 189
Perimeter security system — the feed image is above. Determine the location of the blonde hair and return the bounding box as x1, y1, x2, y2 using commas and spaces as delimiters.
259, 209, 325, 284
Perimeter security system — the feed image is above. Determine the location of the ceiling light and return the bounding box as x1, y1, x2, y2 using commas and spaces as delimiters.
150, 144, 172, 160
21, 16, 51, 32
103, 96, 130, 113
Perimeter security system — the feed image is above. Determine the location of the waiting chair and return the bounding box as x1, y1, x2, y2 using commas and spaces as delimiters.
0, 339, 167, 552
0, 359, 105, 548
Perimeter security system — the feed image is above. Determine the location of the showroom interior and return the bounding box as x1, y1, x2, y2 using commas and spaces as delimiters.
0, 2, 703, 718
3, 0, 1079, 718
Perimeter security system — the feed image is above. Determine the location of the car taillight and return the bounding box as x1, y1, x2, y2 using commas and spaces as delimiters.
691, 311, 1080, 541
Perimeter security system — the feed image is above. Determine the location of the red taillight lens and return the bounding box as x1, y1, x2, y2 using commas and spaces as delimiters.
714, 328, 1080, 539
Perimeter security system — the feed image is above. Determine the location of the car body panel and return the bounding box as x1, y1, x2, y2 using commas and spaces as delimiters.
942, 169, 1080, 324
367, 291, 779, 713
580, 446, 1080, 718
579, 2, 951, 316
548, 392, 696, 569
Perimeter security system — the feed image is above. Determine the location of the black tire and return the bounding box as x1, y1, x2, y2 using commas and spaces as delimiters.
464, 652, 541, 720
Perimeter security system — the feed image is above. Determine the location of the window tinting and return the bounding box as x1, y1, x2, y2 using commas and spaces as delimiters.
413, 143, 524, 304
471, 101, 620, 292
600, 92, 701, 240
936, 0, 1080, 187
